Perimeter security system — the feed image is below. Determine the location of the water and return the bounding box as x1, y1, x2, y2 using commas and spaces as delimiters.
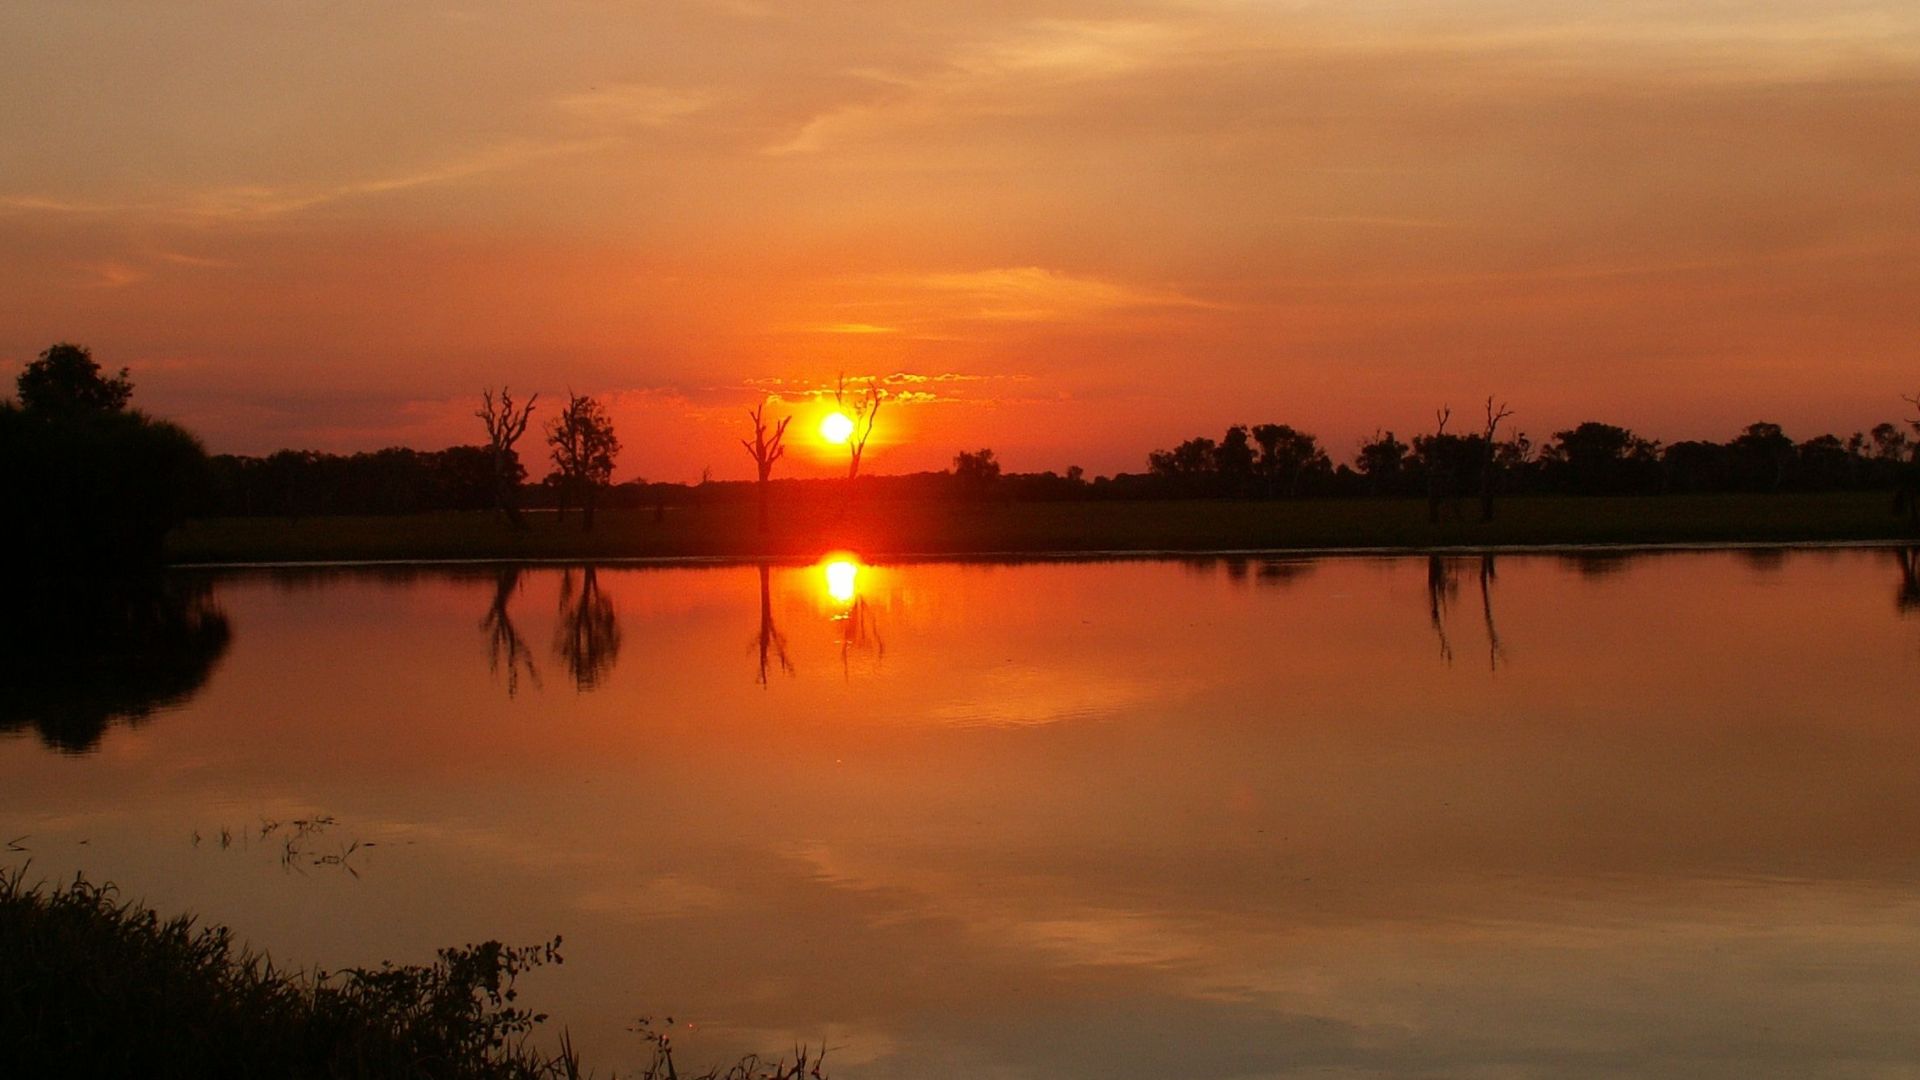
5, 549, 1920, 1077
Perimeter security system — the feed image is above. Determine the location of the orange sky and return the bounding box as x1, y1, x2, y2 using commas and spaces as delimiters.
3, 2, 1917, 480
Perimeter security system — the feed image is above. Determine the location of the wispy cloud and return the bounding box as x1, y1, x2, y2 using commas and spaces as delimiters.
857, 266, 1224, 323
554, 84, 717, 128
766, 18, 1188, 154
1, 138, 616, 224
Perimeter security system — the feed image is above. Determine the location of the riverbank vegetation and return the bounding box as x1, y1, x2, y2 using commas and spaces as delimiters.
169, 491, 1910, 564
0, 867, 823, 1079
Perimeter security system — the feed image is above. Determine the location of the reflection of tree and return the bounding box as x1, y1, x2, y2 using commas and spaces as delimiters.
554, 567, 622, 691
1897, 547, 1920, 614
1426, 555, 1506, 670
480, 566, 539, 697
753, 563, 791, 686
0, 577, 231, 753
1478, 555, 1505, 672
836, 597, 885, 681
1426, 556, 1457, 664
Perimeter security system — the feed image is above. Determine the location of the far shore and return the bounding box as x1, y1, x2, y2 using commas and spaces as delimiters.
165, 492, 1917, 565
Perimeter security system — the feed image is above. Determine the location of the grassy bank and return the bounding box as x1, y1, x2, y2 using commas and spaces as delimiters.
166, 492, 1916, 564
0, 868, 818, 1079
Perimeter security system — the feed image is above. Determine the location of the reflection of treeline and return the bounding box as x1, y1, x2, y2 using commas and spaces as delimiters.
0, 577, 231, 753
1140, 418, 1919, 499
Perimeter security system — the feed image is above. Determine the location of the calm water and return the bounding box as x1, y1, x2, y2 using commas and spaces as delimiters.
6, 549, 1920, 1078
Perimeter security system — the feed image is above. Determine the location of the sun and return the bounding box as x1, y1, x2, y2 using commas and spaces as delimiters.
819, 411, 855, 444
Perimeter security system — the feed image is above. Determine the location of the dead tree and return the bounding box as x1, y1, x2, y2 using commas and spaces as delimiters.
835, 375, 883, 480
477, 387, 537, 530
1480, 396, 1515, 522
1427, 406, 1455, 525
739, 399, 792, 534
1899, 393, 1920, 526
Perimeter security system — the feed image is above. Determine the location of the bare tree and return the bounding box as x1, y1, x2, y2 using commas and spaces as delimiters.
1426, 406, 1453, 525
739, 399, 792, 534
1899, 393, 1920, 525
835, 374, 884, 480
546, 393, 620, 531
1480, 396, 1515, 522
477, 387, 537, 529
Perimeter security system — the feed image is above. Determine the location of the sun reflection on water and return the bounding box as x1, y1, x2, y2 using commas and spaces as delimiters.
821, 555, 862, 606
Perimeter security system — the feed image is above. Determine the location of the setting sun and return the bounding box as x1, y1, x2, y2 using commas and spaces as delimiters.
822, 557, 861, 605
819, 412, 855, 445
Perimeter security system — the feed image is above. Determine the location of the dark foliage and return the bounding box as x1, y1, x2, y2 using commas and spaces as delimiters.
0, 870, 828, 1080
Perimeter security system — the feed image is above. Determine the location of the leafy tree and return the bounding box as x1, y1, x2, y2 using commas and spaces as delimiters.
1215, 425, 1257, 496
1540, 421, 1660, 494
1727, 421, 1794, 491
4, 343, 205, 568
1147, 437, 1217, 489
952, 448, 1002, 496
545, 393, 620, 531
16, 343, 133, 416
1355, 430, 1410, 494
1251, 423, 1331, 497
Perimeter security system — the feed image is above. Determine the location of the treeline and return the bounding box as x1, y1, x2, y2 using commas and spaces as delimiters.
1134, 416, 1919, 500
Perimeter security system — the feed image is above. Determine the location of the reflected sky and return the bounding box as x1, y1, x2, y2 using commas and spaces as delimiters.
4, 550, 1920, 1077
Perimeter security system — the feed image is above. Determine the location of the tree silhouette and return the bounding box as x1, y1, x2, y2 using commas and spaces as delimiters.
16, 343, 133, 416
545, 393, 620, 530
554, 567, 621, 691
1422, 407, 1460, 523
835, 375, 883, 480
739, 399, 792, 534
1251, 424, 1331, 497
476, 387, 537, 529
1479, 397, 1515, 522
952, 448, 1001, 497
5, 343, 205, 568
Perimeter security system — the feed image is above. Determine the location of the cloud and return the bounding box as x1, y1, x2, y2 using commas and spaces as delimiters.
866, 267, 1223, 323
765, 18, 1189, 155
1, 139, 616, 224
553, 83, 717, 128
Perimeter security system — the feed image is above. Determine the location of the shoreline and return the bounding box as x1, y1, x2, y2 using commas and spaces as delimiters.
171, 535, 1917, 572
163, 493, 1916, 568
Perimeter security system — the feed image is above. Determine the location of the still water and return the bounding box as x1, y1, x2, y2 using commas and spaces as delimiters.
5, 549, 1920, 1077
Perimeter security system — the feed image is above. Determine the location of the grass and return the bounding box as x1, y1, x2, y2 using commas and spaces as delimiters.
166, 492, 1917, 565
0, 866, 824, 1080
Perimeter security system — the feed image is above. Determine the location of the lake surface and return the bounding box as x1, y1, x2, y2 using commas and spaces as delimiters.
5, 549, 1920, 1078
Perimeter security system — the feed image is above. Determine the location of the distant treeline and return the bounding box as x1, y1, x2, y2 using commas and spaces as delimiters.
1135, 418, 1919, 499
191, 415, 1920, 519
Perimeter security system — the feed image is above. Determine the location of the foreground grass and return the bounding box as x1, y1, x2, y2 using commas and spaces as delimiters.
0, 868, 822, 1080
168, 492, 1916, 564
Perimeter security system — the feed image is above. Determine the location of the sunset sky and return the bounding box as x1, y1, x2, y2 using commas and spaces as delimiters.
4, 1, 1917, 480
